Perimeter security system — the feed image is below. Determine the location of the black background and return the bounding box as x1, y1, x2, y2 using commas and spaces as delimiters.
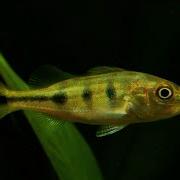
0, 1, 180, 180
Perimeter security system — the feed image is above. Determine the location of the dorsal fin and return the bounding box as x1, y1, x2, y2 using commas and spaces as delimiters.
29, 65, 75, 88
87, 66, 125, 75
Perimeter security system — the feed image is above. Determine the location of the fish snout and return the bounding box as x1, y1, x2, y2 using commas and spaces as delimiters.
174, 87, 180, 115
176, 87, 180, 102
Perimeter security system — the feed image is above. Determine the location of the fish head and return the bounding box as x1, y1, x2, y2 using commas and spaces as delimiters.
131, 73, 180, 122
149, 80, 180, 120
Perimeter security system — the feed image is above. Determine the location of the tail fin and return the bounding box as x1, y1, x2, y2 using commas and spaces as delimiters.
0, 83, 11, 119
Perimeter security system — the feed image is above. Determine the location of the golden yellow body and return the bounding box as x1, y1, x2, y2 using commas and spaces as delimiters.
1, 66, 180, 136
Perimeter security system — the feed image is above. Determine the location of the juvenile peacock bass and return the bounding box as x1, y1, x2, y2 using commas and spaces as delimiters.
0, 66, 180, 137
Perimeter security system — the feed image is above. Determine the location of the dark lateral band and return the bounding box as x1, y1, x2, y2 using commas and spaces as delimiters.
0, 95, 8, 104
7, 92, 68, 105
7, 96, 49, 102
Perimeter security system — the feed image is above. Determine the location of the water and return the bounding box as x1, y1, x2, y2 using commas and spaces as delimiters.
0, 1, 179, 180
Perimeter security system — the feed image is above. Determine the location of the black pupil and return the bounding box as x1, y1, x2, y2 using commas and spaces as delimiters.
160, 89, 170, 98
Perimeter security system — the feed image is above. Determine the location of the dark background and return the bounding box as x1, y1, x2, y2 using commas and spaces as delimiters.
0, 1, 180, 180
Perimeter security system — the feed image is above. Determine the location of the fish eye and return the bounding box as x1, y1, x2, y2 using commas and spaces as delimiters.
157, 87, 173, 100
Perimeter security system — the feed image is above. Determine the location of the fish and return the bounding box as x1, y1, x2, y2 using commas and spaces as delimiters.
0, 66, 179, 137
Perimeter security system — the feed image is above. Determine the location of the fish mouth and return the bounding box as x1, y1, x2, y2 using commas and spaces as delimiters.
176, 87, 180, 102
177, 94, 180, 102
175, 87, 180, 114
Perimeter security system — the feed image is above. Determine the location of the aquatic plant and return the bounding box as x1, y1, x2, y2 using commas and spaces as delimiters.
0, 53, 103, 180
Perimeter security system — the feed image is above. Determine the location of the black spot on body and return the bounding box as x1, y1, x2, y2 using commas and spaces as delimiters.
82, 89, 92, 101
106, 85, 116, 100
0, 95, 7, 104
52, 93, 68, 104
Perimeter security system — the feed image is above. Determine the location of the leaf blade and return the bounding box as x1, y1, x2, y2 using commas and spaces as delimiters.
0, 53, 103, 180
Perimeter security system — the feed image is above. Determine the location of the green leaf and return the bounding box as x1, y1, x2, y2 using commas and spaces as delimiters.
0, 53, 103, 180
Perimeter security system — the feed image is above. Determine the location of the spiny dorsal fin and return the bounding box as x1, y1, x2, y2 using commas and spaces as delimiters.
96, 124, 128, 137
29, 65, 75, 88
87, 66, 125, 75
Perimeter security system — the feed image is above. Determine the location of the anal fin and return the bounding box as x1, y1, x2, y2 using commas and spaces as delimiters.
32, 111, 65, 127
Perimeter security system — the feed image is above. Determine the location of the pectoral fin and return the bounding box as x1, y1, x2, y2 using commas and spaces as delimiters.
96, 124, 128, 137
